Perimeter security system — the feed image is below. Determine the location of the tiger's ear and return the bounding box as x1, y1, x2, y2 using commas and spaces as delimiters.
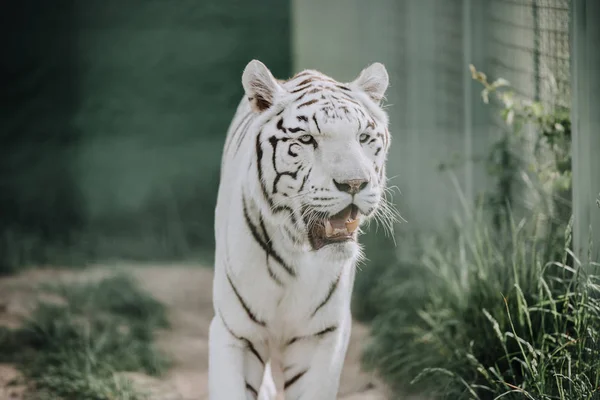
350, 62, 389, 104
242, 60, 285, 113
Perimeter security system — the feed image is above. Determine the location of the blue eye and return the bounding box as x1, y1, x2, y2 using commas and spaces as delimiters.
298, 135, 315, 145
359, 133, 370, 143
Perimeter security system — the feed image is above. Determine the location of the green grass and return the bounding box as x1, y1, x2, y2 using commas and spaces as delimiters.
0, 273, 169, 400
360, 209, 600, 400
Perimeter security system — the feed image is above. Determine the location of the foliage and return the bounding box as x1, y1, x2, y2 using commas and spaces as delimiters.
0, 274, 169, 399
436, 65, 572, 239
361, 207, 600, 400
470, 64, 571, 189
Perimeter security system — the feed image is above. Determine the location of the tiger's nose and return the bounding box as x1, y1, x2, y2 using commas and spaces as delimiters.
333, 178, 369, 195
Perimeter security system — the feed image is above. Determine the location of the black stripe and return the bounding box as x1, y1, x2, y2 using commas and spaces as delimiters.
269, 136, 300, 195
218, 311, 265, 365
246, 339, 265, 365
255, 132, 298, 225
242, 199, 283, 285
234, 113, 255, 154
246, 382, 258, 397
266, 258, 284, 286
339, 93, 361, 106
284, 370, 308, 389
243, 196, 296, 278
277, 118, 287, 133
242, 198, 283, 286
295, 91, 308, 102
286, 324, 338, 346
314, 325, 338, 338
297, 78, 315, 86
256, 130, 271, 204
291, 84, 312, 93
312, 196, 335, 201
258, 213, 270, 242
298, 168, 311, 193
298, 98, 319, 108
227, 273, 267, 327
224, 111, 253, 155
283, 225, 303, 244
312, 114, 321, 133
311, 274, 341, 317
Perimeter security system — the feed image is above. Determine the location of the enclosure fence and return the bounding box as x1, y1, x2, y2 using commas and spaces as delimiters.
488, 0, 571, 109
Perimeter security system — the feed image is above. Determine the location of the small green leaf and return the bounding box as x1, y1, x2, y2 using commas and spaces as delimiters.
482, 89, 490, 104
491, 77, 511, 89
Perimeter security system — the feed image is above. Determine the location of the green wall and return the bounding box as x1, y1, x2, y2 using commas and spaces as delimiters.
1, 0, 291, 270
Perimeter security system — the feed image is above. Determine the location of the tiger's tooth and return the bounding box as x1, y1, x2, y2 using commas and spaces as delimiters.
325, 220, 334, 237
345, 218, 360, 234
333, 227, 347, 235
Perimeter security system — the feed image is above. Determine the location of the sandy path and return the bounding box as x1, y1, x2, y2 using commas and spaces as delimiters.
0, 264, 391, 400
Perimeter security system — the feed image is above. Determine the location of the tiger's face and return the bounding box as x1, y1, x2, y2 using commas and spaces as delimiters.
243, 61, 391, 255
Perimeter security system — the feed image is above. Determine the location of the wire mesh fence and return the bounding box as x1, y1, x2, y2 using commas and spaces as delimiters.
483, 0, 572, 232
488, 0, 571, 109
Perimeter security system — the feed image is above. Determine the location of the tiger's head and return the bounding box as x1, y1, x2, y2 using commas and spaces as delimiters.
242, 60, 393, 258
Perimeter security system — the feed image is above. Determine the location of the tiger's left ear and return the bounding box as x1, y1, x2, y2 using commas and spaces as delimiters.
350, 62, 389, 105
242, 59, 285, 113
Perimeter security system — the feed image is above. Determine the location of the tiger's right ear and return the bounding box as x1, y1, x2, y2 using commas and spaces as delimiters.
350, 62, 389, 105
242, 60, 285, 113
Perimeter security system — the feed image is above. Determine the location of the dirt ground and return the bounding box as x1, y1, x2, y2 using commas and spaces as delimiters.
0, 264, 395, 400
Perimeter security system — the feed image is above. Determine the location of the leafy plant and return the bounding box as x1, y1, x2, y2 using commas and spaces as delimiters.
362, 209, 600, 400
470, 64, 571, 192
437, 65, 572, 239
0, 273, 169, 399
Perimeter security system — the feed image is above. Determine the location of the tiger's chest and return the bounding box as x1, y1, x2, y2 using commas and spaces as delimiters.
257, 259, 355, 342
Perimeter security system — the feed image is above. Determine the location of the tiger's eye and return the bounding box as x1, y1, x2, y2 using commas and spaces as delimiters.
359, 133, 369, 143
299, 135, 314, 144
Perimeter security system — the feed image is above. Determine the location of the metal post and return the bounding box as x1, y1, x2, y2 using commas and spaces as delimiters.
571, 0, 600, 264
463, 0, 491, 208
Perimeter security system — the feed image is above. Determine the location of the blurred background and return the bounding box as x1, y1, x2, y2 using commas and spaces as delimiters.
1, 1, 600, 399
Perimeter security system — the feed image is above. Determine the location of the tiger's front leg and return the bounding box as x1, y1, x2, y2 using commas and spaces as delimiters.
208, 315, 267, 400
281, 315, 352, 400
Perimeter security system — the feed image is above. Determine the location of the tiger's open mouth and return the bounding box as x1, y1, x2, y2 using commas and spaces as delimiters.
308, 204, 361, 250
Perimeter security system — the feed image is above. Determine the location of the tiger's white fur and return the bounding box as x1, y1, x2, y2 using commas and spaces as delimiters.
209, 60, 391, 400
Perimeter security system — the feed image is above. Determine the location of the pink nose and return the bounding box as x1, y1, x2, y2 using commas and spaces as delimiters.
333, 179, 369, 195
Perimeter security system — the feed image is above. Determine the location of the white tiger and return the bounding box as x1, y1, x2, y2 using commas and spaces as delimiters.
209, 59, 391, 400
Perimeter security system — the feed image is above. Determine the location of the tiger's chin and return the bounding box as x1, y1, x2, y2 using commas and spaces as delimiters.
307, 204, 361, 251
